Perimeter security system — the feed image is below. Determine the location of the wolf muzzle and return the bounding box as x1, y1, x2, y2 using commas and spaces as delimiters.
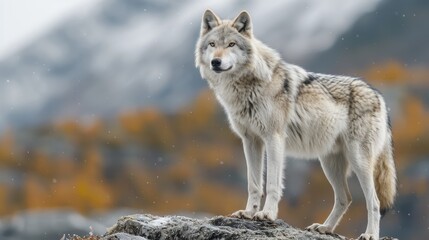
211, 58, 232, 73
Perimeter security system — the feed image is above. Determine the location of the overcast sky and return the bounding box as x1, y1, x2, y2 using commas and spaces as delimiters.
0, 0, 100, 60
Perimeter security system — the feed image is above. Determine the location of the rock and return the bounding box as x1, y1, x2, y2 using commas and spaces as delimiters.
103, 214, 345, 240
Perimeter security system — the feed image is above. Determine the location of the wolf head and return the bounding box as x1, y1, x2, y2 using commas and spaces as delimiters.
195, 10, 256, 79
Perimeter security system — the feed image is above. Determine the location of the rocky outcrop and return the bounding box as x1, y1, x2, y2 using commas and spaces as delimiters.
102, 214, 399, 240
103, 214, 343, 240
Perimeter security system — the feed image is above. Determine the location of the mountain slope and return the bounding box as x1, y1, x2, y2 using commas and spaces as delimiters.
306, 0, 429, 74
0, 0, 381, 130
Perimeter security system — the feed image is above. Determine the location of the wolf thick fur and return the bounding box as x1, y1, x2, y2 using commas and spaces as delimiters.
195, 10, 396, 240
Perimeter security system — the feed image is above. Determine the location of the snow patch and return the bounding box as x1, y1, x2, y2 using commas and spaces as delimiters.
149, 217, 171, 227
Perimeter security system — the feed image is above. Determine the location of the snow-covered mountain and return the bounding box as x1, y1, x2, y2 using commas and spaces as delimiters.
0, 0, 382, 130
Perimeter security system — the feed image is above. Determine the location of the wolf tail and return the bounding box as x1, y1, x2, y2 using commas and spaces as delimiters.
374, 130, 397, 216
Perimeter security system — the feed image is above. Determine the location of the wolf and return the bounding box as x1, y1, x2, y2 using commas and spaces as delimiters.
195, 10, 397, 240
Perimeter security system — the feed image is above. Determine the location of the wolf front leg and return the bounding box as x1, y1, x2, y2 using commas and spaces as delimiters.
253, 133, 285, 221
231, 135, 264, 219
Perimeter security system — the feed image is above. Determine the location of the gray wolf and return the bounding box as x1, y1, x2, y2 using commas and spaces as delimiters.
195, 9, 397, 240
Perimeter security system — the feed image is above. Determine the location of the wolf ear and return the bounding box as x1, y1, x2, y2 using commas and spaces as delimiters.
232, 11, 252, 37
201, 9, 221, 36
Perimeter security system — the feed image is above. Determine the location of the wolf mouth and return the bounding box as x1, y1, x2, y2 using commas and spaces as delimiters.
213, 66, 232, 73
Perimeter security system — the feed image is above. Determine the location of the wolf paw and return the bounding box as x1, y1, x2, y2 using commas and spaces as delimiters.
230, 210, 254, 219
357, 233, 377, 240
252, 210, 276, 221
305, 223, 333, 235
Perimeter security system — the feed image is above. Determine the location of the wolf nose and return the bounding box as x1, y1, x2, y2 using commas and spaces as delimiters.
211, 58, 222, 67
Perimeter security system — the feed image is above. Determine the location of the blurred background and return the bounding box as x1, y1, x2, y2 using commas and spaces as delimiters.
0, 0, 428, 239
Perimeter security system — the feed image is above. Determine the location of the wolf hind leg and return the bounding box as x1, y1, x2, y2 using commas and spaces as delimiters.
345, 141, 380, 240
306, 151, 352, 234
231, 135, 265, 219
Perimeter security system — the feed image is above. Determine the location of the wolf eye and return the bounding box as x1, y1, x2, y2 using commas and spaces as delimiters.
209, 42, 215, 47
228, 42, 236, 47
